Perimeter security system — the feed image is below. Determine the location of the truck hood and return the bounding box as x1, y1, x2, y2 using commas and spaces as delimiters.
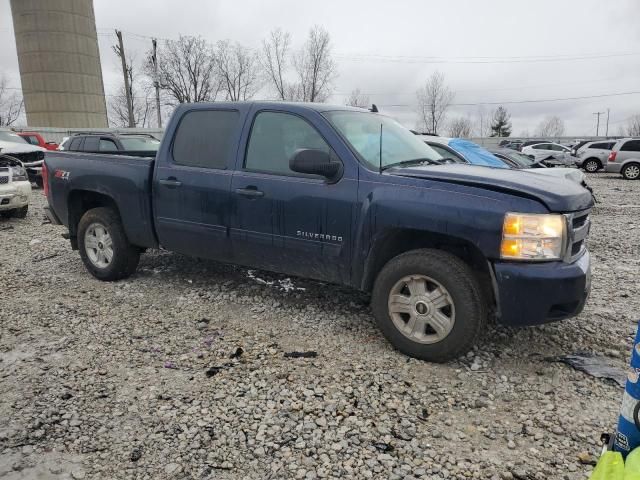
0, 141, 46, 154
387, 164, 593, 212
528, 167, 585, 185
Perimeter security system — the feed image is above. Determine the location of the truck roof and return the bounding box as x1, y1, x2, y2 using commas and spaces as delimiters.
175, 101, 371, 114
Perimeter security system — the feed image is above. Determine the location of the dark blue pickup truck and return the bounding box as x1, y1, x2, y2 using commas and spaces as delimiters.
43, 102, 593, 362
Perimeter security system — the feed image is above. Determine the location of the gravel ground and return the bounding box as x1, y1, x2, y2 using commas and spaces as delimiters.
1, 173, 639, 480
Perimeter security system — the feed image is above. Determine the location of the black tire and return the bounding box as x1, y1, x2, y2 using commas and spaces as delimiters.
583, 158, 601, 173
77, 207, 140, 281
622, 163, 640, 180
0, 211, 12, 219
371, 249, 486, 362
13, 205, 28, 219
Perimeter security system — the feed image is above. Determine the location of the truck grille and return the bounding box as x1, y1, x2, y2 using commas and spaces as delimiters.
0, 176, 8, 184
565, 209, 590, 262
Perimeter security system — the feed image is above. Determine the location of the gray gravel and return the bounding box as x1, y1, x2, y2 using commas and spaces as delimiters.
1, 173, 639, 480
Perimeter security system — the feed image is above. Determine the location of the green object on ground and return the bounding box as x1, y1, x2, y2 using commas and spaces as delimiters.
625, 447, 640, 479
590, 451, 624, 480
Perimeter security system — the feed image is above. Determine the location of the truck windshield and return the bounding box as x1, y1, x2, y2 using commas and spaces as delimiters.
324, 111, 441, 170
119, 136, 161, 151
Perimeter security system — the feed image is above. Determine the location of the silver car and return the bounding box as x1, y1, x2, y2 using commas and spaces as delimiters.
520, 142, 574, 166
604, 138, 640, 180
575, 140, 616, 173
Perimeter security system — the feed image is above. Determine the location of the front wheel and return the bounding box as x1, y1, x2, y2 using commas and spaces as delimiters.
78, 207, 140, 281
622, 163, 640, 180
371, 249, 486, 362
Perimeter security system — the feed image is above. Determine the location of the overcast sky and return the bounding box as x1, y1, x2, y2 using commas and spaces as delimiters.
1, 0, 639, 136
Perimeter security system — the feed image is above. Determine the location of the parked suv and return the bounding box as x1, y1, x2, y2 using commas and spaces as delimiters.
64, 133, 160, 157
605, 138, 640, 179
575, 141, 616, 172
17, 132, 59, 151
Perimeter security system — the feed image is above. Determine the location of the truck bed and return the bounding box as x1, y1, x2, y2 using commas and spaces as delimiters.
44, 151, 158, 248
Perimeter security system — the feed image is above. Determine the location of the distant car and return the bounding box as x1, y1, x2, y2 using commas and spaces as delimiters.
17, 132, 59, 151
0, 129, 46, 187
0, 153, 31, 218
418, 136, 509, 168
521, 142, 573, 166
605, 138, 640, 180
64, 132, 160, 157
504, 140, 523, 150
574, 141, 616, 173
519, 140, 548, 151
570, 140, 591, 157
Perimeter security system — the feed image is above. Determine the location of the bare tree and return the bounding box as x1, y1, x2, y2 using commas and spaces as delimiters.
519, 129, 530, 138
215, 41, 262, 101
345, 88, 370, 108
261, 29, 293, 100
447, 117, 473, 138
0, 75, 23, 127
292, 26, 336, 102
416, 71, 454, 135
150, 35, 219, 104
108, 65, 154, 128
536, 116, 565, 137
626, 114, 640, 136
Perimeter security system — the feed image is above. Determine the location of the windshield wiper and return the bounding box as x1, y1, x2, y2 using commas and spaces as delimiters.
381, 157, 443, 171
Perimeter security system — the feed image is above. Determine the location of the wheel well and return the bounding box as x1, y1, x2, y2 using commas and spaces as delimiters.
67, 190, 120, 249
362, 228, 495, 306
584, 157, 601, 165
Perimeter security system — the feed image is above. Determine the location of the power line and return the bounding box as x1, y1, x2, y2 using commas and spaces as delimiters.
379, 90, 640, 108
334, 52, 640, 65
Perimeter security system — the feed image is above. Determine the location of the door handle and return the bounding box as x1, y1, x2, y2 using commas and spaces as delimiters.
159, 178, 182, 188
235, 187, 264, 198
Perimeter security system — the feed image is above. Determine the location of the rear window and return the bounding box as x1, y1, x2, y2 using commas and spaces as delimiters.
172, 110, 239, 169
621, 140, 640, 152
23, 135, 40, 145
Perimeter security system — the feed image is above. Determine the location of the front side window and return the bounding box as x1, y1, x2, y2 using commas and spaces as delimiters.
589, 142, 607, 149
172, 110, 239, 169
69, 137, 83, 151
24, 135, 39, 145
83, 137, 99, 151
245, 111, 330, 175
323, 111, 440, 170
99, 139, 118, 152
549, 144, 567, 152
621, 140, 640, 152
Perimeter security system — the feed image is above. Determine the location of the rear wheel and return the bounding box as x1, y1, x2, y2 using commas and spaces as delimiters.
78, 207, 140, 281
583, 158, 601, 173
622, 163, 640, 180
371, 249, 486, 362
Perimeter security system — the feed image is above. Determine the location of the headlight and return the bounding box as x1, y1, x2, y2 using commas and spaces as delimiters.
500, 213, 566, 260
11, 166, 28, 182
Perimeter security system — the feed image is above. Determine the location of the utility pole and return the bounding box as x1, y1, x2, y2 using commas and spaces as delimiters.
151, 39, 162, 128
605, 108, 610, 137
114, 30, 135, 127
593, 111, 604, 136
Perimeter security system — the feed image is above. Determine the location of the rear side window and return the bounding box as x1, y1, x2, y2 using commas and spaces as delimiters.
621, 140, 640, 152
83, 137, 99, 151
69, 137, 83, 151
24, 135, 39, 145
532, 144, 548, 150
172, 110, 239, 169
589, 142, 608, 149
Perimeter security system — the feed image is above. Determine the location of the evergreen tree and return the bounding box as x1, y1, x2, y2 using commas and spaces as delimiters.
490, 106, 512, 137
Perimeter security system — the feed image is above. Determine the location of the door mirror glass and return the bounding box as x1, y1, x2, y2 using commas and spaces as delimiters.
290, 149, 341, 179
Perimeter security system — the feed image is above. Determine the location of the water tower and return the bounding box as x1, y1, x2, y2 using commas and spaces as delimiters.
9, 0, 108, 127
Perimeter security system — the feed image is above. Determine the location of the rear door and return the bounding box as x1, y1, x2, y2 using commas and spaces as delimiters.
229, 108, 356, 284
619, 139, 640, 162
153, 106, 247, 260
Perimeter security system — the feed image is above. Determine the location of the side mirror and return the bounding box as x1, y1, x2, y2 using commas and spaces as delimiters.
289, 149, 342, 181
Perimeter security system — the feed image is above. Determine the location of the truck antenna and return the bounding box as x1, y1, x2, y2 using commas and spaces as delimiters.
379, 123, 383, 173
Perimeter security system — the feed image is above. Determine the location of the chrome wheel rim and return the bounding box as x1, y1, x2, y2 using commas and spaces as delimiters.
625, 165, 640, 179
84, 222, 113, 269
388, 275, 455, 344
585, 161, 598, 172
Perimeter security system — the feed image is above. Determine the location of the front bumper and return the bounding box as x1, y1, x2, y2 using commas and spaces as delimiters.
0, 181, 31, 211
492, 250, 591, 327
605, 163, 622, 173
